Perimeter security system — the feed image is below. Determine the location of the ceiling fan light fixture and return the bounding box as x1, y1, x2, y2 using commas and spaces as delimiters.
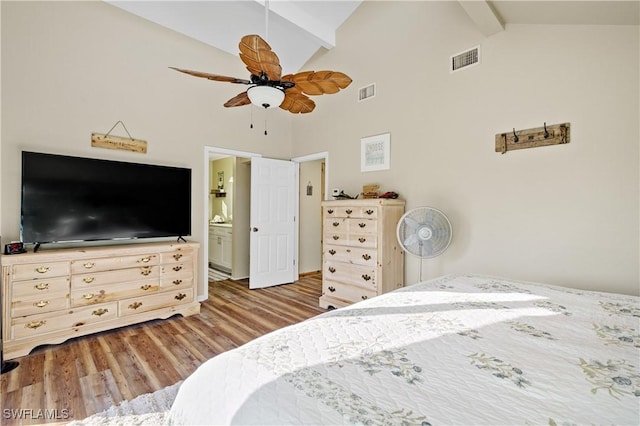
247, 85, 284, 109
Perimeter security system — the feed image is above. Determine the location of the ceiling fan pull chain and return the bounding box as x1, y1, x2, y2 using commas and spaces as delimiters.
250, 106, 254, 129
264, 114, 268, 136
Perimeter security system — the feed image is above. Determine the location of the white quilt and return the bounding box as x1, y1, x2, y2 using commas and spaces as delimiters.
167, 274, 640, 425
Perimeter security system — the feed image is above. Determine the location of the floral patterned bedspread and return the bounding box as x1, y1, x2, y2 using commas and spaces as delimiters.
167, 274, 640, 425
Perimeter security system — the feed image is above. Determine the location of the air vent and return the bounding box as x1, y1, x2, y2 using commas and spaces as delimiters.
358, 83, 376, 101
450, 46, 480, 73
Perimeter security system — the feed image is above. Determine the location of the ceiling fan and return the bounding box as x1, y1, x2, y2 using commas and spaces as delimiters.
170, 34, 352, 114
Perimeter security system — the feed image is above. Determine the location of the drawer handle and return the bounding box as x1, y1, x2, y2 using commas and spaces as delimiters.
365, 209, 374, 215
328, 249, 336, 255
92, 308, 108, 317
362, 274, 371, 281
34, 282, 49, 290
327, 209, 334, 214
328, 266, 336, 273
35, 266, 50, 274
328, 286, 336, 292
362, 295, 368, 300
128, 301, 143, 310
35, 300, 49, 308
332, 221, 340, 227
83, 262, 95, 269
362, 254, 371, 261
25, 320, 46, 329
358, 237, 367, 243
173, 266, 183, 272
83, 293, 95, 300
175, 293, 187, 301
332, 235, 340, 240
173, 253, 183, 260
345, 209, 353, 214
359, 223, 366, 228
140, 257, 151, 263
83, 277, 95, 283
140, 284, 152, 291
172, 279, 183, 285
140, 268, 152, 276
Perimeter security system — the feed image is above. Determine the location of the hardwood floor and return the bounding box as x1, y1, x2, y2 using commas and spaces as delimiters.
0, 275, 324, 425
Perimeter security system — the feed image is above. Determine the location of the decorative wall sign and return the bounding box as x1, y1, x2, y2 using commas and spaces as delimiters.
361, 133, 390, 172
91, 121, 147, 153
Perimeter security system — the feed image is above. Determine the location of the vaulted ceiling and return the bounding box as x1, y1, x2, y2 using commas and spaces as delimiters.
106, 1, 639, 73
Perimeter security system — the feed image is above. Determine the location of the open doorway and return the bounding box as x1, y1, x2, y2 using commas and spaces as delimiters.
203, 148, 328, 294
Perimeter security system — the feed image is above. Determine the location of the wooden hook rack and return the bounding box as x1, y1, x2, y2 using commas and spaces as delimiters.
495, 122, 570, 154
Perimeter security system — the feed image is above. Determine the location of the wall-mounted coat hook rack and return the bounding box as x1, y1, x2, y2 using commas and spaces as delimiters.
495, 122, 570, 154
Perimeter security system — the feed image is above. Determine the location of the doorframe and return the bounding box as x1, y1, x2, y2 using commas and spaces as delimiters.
291, 151, 329, 279
202, 148, 328, 298
291, 151, 329, 200
202, 146, 261, 300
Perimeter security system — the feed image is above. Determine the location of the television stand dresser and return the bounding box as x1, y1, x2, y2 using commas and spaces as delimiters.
1, 241, 199, 359
320, 199, 405, 309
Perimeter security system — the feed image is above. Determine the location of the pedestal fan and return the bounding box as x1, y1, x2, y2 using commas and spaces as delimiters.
396, 206, 453, 282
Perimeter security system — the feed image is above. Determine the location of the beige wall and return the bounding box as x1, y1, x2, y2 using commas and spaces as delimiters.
0, 1, 292, 298
292, 1, 639, 295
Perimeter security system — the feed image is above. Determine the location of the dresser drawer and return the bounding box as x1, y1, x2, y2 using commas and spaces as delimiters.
346, 233, 377, 248
11, 294, 69, 317
161, 262, 193, 280
71, 253, 159, 274
323, 281, 376, 303
160, 274, 194, 290
119, 288, 194, 317
11, 302, 117, 340
71, 279, 159, 306
324, 261, 377, 289
325, 217, 377, 234
161, 249, 195, 265
11, 261, 69, 281
324, 206, 378, 219
324, 245, 377, 267
347, 218, 377, 234
71, 265, 159, 289
12, 276, 69, 299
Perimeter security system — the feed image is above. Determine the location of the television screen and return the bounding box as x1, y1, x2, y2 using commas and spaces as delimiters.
21, 151, 192, 244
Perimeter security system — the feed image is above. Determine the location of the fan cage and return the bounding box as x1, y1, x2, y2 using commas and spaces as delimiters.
396, 207, 452, 259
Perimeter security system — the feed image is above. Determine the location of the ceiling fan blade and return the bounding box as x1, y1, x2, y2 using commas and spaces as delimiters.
279, 91, 315, 114
284, 70, 352, 96
169, 67, 251, 84
239, 35, 282, 81
224, 91, 251, 108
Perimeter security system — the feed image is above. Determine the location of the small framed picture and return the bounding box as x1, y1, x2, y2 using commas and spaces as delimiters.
361, 133, 390, 172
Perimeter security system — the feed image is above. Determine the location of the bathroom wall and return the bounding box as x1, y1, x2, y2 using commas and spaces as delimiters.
210, 157, 235, 223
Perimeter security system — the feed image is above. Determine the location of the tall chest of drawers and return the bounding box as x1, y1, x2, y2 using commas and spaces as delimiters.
320, 199, 405, 309
1, 241, 199, 359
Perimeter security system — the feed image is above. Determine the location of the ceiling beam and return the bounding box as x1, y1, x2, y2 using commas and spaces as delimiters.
458, 0, 504, 37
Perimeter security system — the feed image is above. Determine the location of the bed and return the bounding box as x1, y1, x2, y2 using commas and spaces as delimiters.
167, 274, 639, 425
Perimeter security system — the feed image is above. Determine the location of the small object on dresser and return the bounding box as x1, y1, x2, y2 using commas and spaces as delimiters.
379, 191, 399, 199
4, 242, 26, 255
362, 184, 380, 199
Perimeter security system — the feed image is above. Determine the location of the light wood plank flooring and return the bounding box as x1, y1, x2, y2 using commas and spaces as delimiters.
0, 275, 324, 425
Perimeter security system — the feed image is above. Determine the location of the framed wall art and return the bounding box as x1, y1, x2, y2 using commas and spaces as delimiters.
361, 132, 390, 172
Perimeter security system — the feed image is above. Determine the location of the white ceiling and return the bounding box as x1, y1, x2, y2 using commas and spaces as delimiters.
106, 0, 639, 74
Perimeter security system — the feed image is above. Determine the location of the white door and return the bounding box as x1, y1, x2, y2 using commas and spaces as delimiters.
249, 157, 298, 289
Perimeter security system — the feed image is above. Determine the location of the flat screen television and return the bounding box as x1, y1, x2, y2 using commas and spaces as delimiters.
21, 151, 192, 245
